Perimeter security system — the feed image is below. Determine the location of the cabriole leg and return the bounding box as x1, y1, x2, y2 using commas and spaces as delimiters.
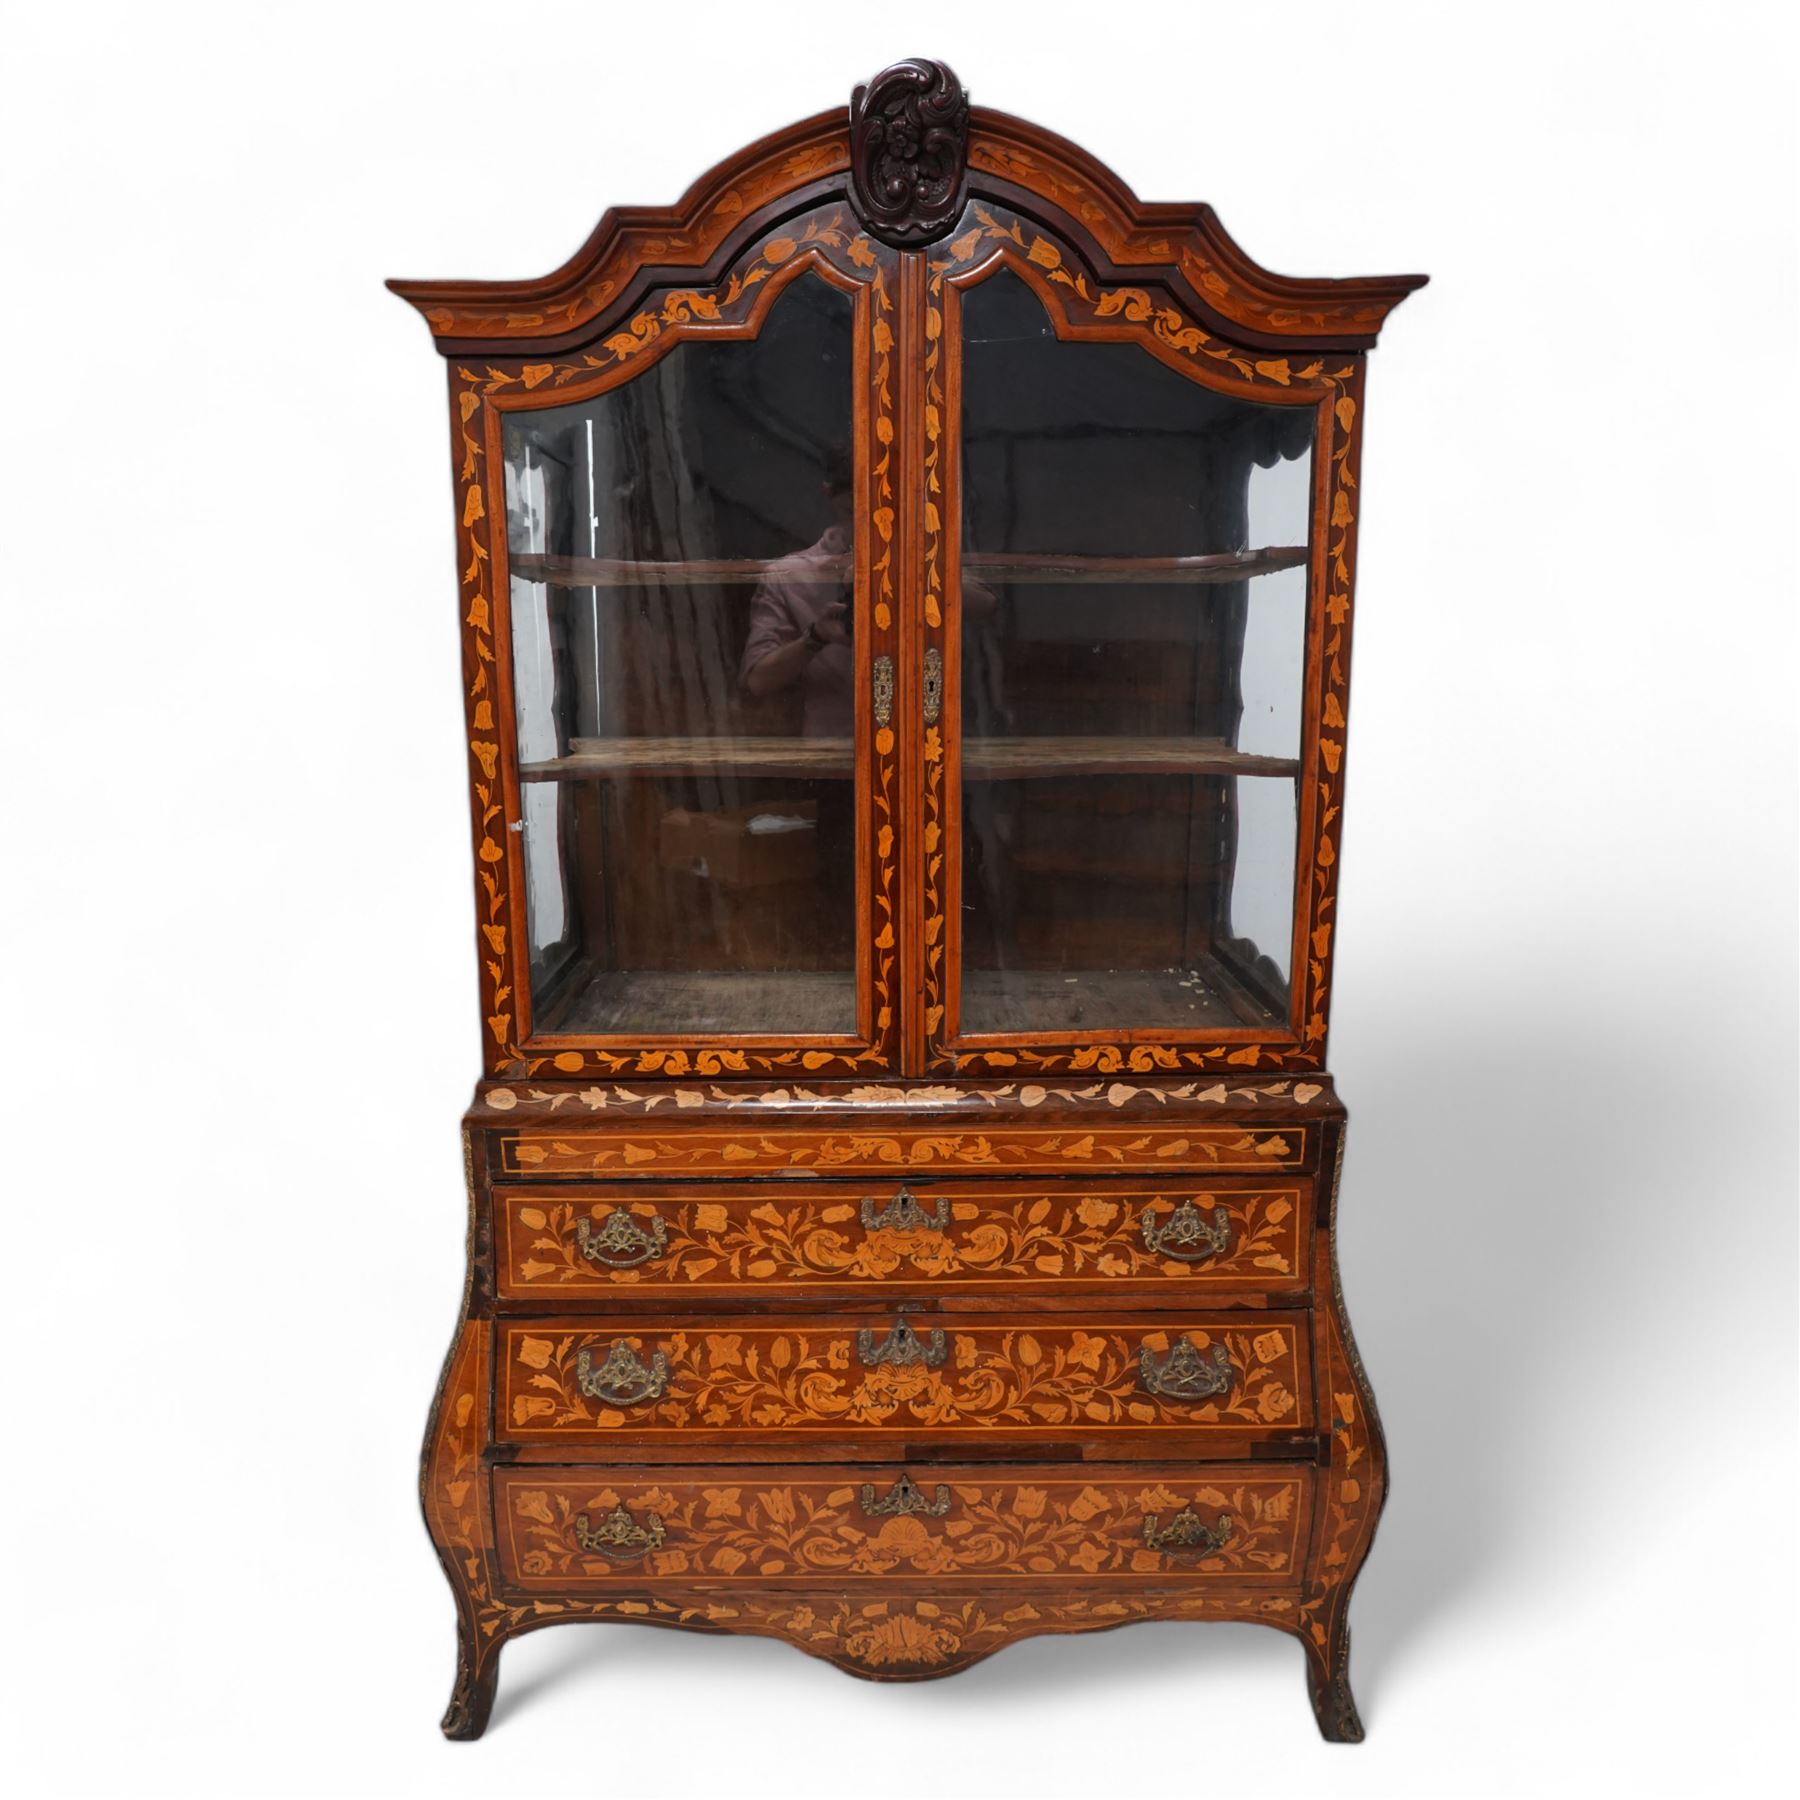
442, 1620, 502, 1741
1302, 1617, 1364, 1743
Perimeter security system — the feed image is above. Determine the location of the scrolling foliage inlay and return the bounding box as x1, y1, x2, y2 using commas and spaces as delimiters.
500, 1184, 1302, 1292
451, 210, 898, 1077
501, 1320, 1304, 1436
499, 1471, 1304, 1583
924, 205, 1363, 1075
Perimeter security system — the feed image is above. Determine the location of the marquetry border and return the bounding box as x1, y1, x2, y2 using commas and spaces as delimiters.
921, 204, 1364, 1076
492, 1122, 1310, 1177
467, 1072, 1336, 1120
448, 207, 903, 1079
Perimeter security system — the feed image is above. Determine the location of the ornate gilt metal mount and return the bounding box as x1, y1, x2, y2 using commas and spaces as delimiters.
856, 1316, 949, 1369
1142, 1506, 1234, 1557
1140, 1198, 1233, 1262
859, 1472, 953, 1518
849, 57, 970, 247
1138, 1336, 1234, 1401
575, 1339, 670, 1406
574, 1502, 667, 1561
872, 652, 895, 727
576, 1207, 667, 1268
860, 1185, 949, 1232
923, 646, 944, 724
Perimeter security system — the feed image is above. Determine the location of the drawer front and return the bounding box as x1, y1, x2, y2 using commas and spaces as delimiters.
498, 1313, 1312, 1443
493, 1463, 1312, 1589
495, 1122, 1311, 1177
496, 1178, 1308, 1303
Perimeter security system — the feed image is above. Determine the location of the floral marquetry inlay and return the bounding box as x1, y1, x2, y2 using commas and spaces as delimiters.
407, 83, 1415, 1741
495, 1470, 1308, 1585
921, 203, 1366, 1076
496, 1124, 1305, 1176
471, 1074, 1334, 1119
449, 206, 900, 1078
495, 1183, 1305, 1295
499, 1320, 1307, 1438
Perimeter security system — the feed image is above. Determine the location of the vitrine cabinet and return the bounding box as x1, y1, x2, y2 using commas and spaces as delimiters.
392, 58, 1422, 1742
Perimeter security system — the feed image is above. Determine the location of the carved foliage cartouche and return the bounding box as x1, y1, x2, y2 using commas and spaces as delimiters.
850, 58, 969, 247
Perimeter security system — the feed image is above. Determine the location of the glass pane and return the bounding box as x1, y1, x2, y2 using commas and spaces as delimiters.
503, 275, 857, 1037
956, 270, 1311, 1036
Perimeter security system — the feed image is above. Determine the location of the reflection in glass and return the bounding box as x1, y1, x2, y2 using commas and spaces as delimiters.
956, 270, 1313, 1035
502, 275, 858, 1036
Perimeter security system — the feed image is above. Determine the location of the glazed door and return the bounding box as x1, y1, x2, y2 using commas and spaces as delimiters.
916, 214, 1339, 1075
472, 213, 904, 1076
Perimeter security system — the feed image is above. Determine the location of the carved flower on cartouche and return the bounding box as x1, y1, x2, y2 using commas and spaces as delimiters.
885, 118, 920, 164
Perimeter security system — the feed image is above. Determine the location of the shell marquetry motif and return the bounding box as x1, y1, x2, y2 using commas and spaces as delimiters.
849, 57, 970, 247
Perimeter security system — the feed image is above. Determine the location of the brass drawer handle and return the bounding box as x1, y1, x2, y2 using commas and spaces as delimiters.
575, 1340, 670, 1406
856, 1317, 948, 1369
575, 1501, 666, 1561
576, 1208, 668, 1268
860, 1472, 952, 1518
1142, 1505, 1234, 1556
1138, 1336, 1234, 1401
1141, 1198, 1233, 1262
860, 1185, 949, 1232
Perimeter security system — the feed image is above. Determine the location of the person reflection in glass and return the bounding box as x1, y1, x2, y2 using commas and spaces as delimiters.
739, 449, 996, 733
739, 451, 857, 737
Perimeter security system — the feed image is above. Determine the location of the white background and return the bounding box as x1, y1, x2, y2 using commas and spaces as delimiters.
2, 3, 1795, 1795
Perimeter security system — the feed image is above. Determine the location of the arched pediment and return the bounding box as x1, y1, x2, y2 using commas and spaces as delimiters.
389, 61, 1425, 356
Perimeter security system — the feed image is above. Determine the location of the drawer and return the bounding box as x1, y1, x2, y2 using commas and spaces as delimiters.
494, 1121, 1311, 1177
493, 1462, 1313, 1589
495, 1178, 1309, 1304
498, 1312, 1313, 1444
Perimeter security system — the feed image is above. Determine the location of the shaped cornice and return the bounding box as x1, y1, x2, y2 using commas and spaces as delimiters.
390, 79, 1424, 355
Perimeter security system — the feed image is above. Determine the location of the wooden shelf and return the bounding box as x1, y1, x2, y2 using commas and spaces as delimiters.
507, 546, 1307, 590
509, 553, 848, 589
964, 546, 1309, 584
963, 737, 1297, 780
519, 736, 1299, 783
522, 738, 855, 781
